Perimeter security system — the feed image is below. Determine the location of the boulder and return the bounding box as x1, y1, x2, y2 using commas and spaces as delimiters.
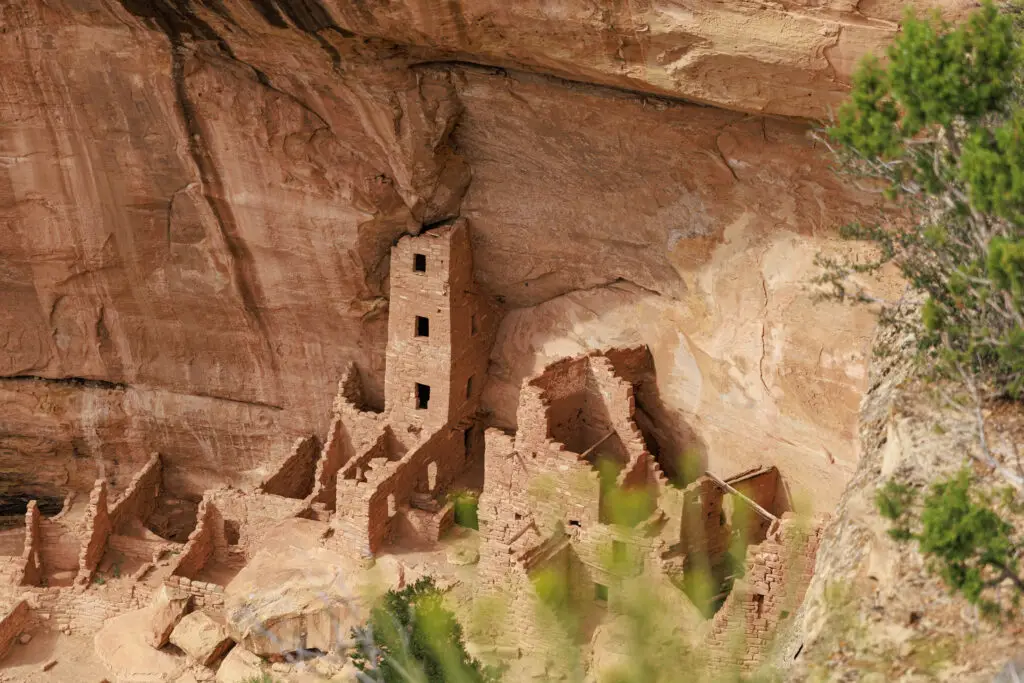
215, 647, 266, 683
169, 611, 234, 667
147, 584, 192, 649
224, 547, 364, 656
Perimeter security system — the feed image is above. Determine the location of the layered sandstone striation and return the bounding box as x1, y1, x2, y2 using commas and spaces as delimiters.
0, 0, 916, 519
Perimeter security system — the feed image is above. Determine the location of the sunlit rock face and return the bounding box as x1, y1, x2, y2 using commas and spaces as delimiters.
0, 0, 918, 509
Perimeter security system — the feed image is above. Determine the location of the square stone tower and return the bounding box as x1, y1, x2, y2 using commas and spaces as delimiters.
383, 220, 489, 436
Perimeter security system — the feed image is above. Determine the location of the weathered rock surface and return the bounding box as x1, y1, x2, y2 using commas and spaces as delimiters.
169, 611, 234, 667
783, 321, 1024, 681
0, 1, 919, 516
215, 646, 267, 683
146, 584, 193, 649
224, 546, 363, 656
95, 608, 188, 681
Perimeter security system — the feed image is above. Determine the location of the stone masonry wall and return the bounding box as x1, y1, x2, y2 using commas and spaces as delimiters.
679, 477, 729, 570
19, 501, 42, 587
309, 416, 356, 510
207, 489, 307, 557
108, 452, 162, 533
163, 575, 226, 610
705, 516, 827, 674
171, 495, 220, 579
0, 600, 28, 661
385, 223, 461, 434
260, 435, 320, 500
74, 480, 112, 587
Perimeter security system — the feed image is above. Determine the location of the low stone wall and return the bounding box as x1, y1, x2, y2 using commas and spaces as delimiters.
20, 583, 153, 634
0, 600, 28, 661
109, 453, 161, 532
163, 575, 225, 609
170, 496, 220, 579
75, 480, 112, 587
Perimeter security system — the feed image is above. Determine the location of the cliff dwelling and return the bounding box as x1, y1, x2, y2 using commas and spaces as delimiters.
0, 0, 943, 680
0, 219, 827, 680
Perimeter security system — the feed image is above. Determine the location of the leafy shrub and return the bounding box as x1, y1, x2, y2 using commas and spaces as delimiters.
351, 576, 500, 682
451, 491, 479, 530
876, 469, 1023, 615
820, 0, 1024, 400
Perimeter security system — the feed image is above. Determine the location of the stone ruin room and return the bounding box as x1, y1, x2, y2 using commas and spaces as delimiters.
2, 1, 1023, 682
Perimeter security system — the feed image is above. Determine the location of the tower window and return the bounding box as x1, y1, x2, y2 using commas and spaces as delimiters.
594, 583, 608, 603
470, 314, 478, 335
415, 383, 431, 410
413, 253, 427, 272
466, 375, 473, 399
415, 316, 430, 337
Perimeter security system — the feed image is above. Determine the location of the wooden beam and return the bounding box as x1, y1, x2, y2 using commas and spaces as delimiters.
703, 470, 778, 523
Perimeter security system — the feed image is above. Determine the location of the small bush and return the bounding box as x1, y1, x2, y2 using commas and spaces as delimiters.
451, 491, 479, 530
351, 576, 500, 682
877, 469, 1023, 616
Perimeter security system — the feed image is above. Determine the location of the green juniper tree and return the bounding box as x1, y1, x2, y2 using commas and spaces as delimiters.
819, 1, 1024, 414
877, 470, 1023, 615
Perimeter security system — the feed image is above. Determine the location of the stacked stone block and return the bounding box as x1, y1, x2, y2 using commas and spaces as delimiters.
0, 600, 28, 660
75, 480, 112, 587
704, 515, 828, 674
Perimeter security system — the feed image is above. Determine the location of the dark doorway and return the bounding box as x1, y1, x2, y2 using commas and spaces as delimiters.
415, 383, 431, 410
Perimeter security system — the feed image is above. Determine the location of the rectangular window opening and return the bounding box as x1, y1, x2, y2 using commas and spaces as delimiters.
594, 583, 609, 604
466, 375, 474, 399
415, 383, 431, 410
415, 316, 430, 338
470, 314, 478, 336
413, 253, 427, 273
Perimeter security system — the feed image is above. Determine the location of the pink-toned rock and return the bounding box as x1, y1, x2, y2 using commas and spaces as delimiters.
147, 585, 193, 649
169, 612, 234, 668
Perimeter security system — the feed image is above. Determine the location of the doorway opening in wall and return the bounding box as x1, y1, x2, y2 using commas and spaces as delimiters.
414, 253, 426, 272
415, 316, 430, 337
415, 383, 431, 409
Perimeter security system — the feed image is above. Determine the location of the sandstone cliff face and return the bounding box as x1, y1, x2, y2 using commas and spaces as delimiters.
2, 0, 909, 510
786, 323, 1024, 681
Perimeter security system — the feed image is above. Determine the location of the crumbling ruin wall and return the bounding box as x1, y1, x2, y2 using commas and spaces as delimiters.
705, 516, 827, 673
309, 417, 356, 510
38, 518, 80, 576
20, 584, 154, 635
260, 435, 320, 500
170, 496, 221, 579
364, 427, 468, 554
18, 501, 42, 587
75, 480, 112, 587
679, 477, 730, 570
477, 429, 534, 587
208, 489, 307, 557
726, 467, 783, 544
108, 452, 161, 532
0, 599, 28, 661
